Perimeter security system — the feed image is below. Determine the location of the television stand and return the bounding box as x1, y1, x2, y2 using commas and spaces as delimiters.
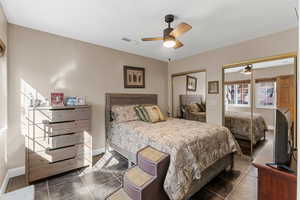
265, 162, 295, 174
253, 163, 296, 200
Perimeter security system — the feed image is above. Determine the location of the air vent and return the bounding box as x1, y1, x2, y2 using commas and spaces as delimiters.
122, 37, 131, 42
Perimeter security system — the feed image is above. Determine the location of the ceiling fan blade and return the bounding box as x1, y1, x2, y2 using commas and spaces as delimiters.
170, 23, 192, 38
141, 37, 163, 41
173, 40, 184, 49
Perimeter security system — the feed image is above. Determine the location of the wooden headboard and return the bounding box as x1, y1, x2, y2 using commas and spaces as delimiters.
180, 95, 202, 106
105, 93, 158, 145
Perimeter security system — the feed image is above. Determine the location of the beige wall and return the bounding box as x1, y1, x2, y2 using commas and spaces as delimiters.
0, 3, 7, 188
225, 65, 295, 128
168, 28, 298, 125
7, 24, 168, 169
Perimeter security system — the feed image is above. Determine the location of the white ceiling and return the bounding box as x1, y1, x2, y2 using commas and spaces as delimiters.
0, 0, 298, 61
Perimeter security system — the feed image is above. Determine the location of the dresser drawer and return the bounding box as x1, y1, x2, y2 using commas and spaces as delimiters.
29, 145, 77, 165
28, 157, 83, 182
33, 133, 82, 150
29, 108, 90, 123
46, 120, 90, 136
28, 120, 90, 138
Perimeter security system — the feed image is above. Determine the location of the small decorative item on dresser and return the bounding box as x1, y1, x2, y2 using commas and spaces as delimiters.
208, 81, 219, 94
65, 97, 77, 106
124, 66, 145, 88
51, 92, 64, 106
76, 96, 86, 105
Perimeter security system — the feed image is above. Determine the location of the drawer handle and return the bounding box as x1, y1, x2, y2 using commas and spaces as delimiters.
46, 145, 76, 152
50, 120, 76, 124
49, 157, 76, 164
49, 132, 76, 137
50, 108, 75, 111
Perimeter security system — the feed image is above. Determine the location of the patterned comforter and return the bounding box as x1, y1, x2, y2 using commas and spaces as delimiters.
225, 111, 268, 144
109, 118, 239, 200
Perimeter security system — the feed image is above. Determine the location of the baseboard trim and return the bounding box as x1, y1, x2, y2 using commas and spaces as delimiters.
0, 166, 25, 195
92, 148, 105, 156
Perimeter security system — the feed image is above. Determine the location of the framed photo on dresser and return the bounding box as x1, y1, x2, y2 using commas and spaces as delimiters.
51, 92, 64, 106
123, 66, 145, 88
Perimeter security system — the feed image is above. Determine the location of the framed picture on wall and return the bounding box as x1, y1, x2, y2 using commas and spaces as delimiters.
124, 66, 145, 88
186, 76, 197, 91
208, 81, 219, 94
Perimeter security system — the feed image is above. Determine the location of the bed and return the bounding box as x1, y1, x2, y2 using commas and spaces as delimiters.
105, 93, 239, 200
225, 111, 267, 144
180, 95, 267, 145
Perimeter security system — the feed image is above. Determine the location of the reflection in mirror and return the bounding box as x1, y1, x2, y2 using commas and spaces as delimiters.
172, 71, 206, 122
224, 65, 254, 157
223, 57, 297, 168
252, 58, 296, 171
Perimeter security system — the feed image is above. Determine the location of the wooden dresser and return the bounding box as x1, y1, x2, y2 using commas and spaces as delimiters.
25, 105, 92, 183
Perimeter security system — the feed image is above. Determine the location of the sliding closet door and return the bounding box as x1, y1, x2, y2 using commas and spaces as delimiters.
172, 75, 186, 118
224, 66, 254, 157
172, 71, 207, 120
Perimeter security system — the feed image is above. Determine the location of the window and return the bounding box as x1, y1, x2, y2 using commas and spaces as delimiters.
255, 81, 276, 108
225, 83, 250, 106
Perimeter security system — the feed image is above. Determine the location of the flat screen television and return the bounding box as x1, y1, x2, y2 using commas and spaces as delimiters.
267, 108, 292, 171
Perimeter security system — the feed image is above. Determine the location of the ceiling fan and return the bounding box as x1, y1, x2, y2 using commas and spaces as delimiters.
240, 64, 253, 75
141, 14, 192, 49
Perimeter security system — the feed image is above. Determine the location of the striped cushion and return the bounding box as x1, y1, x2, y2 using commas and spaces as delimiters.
197, 102, 206, 112
135, 106, 146, 121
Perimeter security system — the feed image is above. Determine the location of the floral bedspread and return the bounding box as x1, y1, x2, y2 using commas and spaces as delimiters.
109, 118, 239, 200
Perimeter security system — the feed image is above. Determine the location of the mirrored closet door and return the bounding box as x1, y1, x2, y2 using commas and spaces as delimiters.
223, 55, 297, 165
171, 70, 207, 122
224, 66, 254, 157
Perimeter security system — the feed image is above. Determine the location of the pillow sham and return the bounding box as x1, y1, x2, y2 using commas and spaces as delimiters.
111, 105, 139, 123
143, 105, 166, 123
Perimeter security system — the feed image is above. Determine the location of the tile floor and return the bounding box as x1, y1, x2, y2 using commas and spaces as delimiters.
6, 132, 273, 200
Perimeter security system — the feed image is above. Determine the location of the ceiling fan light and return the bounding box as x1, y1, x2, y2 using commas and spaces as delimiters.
163, 35, 176, 48
163, 40, 176, 48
